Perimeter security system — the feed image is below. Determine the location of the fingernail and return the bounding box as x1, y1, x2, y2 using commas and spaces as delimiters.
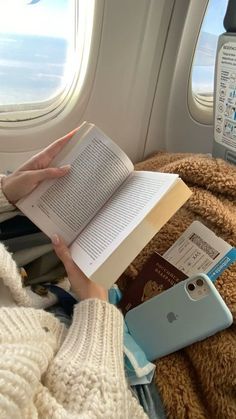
52, 234, 60, 245
60, 164, 71, 172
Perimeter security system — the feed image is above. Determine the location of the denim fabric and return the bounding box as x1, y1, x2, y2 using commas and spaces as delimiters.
46, 304, 71, 328
132, 380, 166, 419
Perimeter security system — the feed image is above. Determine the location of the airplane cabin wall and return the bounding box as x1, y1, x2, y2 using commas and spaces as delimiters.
146, 0, 214, 157
82, 0, 176, 162
0, 0, 213, 172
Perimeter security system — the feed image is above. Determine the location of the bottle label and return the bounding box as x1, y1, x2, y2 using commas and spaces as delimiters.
215, 41, 236, 151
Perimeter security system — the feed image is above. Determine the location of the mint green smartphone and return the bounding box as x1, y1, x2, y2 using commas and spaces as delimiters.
125, 273, 233, 361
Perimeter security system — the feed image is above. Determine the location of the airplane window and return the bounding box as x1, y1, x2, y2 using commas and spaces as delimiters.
191, 0, 228, 106
0, 0, 95, 121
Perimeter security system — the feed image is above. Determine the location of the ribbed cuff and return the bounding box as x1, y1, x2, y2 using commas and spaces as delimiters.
0, 175, 15, 213
60, 299, 124, 376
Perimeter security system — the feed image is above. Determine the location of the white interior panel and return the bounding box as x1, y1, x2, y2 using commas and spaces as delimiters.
0, 0, 215, 174
0, 0, 174, 172
145, 0, 214, 156
83, 0, 175, 162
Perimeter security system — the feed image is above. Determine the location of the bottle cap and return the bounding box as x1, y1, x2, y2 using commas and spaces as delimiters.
224, 0, 236, 32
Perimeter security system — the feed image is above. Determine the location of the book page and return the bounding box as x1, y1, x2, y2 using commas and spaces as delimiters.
70, 171, 178, 276
17, 123, 133, 244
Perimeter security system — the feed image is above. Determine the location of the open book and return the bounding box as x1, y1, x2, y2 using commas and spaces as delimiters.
17, 122, 192, 288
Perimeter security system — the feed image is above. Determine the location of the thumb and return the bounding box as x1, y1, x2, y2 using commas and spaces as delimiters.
30, 165, 71, 183
52, 234, 107, 301
52, 234, 82, 279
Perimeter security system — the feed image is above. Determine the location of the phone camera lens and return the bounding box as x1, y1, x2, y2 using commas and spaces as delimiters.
196, 278, 204, 287
188, 283, 195, 291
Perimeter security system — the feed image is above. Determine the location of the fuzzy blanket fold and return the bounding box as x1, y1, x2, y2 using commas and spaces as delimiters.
119, 152, 236, 419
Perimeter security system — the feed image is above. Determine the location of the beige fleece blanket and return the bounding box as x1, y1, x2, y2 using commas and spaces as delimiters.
118, 152, 236, 419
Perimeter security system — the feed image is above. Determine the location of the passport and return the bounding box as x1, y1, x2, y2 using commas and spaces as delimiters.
118, 252, 187, 315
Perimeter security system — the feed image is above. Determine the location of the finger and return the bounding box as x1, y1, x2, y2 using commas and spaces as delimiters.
29, 165, 71, 183
52, 234, 107, 301
40, 128, 78, 161
52, 234, 82, 278
20, 127, 79, 171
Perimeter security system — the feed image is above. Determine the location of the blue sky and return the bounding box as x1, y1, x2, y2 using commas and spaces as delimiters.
0, 0, 72, 37
202, 0, 228, 35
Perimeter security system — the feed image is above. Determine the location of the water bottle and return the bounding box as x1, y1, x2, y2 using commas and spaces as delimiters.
212, 0, 236, 165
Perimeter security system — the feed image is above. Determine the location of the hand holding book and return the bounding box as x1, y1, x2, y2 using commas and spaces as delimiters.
16, 122, 192, 288
52, 234, 107, 301
1, 128, 108, 301
2, 129, 76, 203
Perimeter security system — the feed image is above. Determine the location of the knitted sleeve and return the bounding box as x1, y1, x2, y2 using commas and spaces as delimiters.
0, 303, 147, 418
0, 307, 65, 418
44, 299, 147, 418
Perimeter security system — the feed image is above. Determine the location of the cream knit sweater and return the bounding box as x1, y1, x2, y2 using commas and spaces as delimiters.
0, 181, 147, 418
